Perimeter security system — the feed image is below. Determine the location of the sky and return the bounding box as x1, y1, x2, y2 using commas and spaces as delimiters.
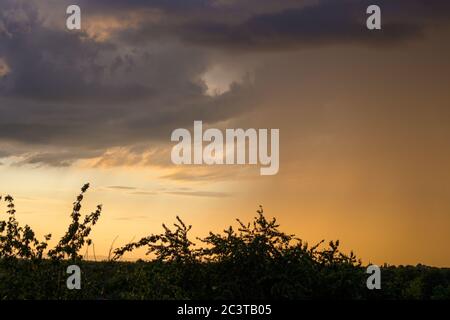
0, 0, 450, 266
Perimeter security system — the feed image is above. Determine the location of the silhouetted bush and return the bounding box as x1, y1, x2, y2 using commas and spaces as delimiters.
0, 184, 449, 300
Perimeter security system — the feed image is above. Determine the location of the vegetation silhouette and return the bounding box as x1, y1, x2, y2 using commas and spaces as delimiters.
0, 184, 449, 299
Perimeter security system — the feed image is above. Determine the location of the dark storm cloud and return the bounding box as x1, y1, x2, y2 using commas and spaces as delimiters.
113, 0, 450, 50
167, 6, 414, 50
0, 0, 255, 165
0, 19, 152, 103
75, 0, 211, 13
1, 0, 449, 166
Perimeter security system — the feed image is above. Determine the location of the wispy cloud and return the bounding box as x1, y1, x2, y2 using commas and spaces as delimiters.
165, 191, 231, 198
130, 191, 158, 196
107, 186, 137, 190
113, 215, 152, 221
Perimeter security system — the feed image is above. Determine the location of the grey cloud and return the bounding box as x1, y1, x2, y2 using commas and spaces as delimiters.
1, 0, 449, 167
0, 0, 255, 166
115, 0, 450, 51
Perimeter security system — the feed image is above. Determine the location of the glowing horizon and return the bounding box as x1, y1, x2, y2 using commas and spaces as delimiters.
1, 0, 450, 267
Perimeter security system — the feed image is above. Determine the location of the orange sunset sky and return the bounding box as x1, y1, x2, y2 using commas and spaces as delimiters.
1, 0, 450, 266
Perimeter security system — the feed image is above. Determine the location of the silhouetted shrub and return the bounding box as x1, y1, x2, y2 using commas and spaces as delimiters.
48, 183, 102, 261
0, 195, 51, 260
0, 185, 449, 300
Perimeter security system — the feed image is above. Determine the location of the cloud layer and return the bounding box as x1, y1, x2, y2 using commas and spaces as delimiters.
0, 0, 449, 168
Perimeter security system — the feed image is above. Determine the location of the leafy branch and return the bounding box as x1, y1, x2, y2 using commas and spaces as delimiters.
47, 183, 102, 261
